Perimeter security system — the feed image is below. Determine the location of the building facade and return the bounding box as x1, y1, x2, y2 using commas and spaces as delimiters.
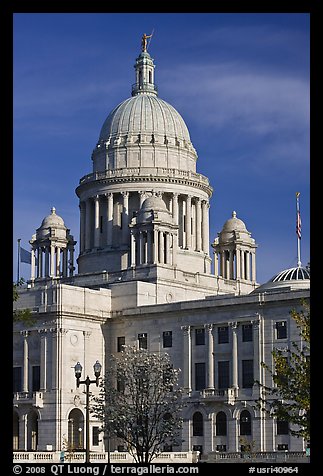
13, 41, 309, 460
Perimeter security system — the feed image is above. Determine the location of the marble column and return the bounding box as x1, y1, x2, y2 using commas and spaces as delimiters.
38, 329, 48, 391
251, 252, 256, 282
246, 251, 250, 281
202, 200, 209, 254
241, 250, 245, 280
186, 195, 192, 249
252, 319, 260, 396
21, 331, 29, 392
130, 232, 136, 267
147, 230, 152, 264
230, 322, 239, 389
153, 229, 158, 264
44, 248, 49, 277
122, 191, 129, 245
50, 245, 55, 277
205, 324, 214, 389
172, 193, 179, 225
195, 198, 202, 251
94, 195, 100, 248
165, 233, 171, 264
181, 326, 192, 392
31, 249, 36, 280
106, 192, 113, 247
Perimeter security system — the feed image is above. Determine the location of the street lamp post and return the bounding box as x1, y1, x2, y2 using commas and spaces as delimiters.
74, 360, 102, 463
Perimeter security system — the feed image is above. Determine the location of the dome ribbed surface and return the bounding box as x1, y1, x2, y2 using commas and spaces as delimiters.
271, 266, 310, 282
99, 95, 191, 143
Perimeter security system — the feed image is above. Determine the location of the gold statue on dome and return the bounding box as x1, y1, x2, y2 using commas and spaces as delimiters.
141, 32, 153, 52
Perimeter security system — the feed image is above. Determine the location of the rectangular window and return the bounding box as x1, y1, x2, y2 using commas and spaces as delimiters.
218, 326, 229, 344
117, 336, 125, 352
100, 215, 103, 233
242, 359, 254, 388
163, 331, 172, 348
195, 328, 205, 345
195, 363, 206, 390
276, 321, 287, 339
218, 361, 230, 389
242, 324, 253, 342
13, 367, 22, 392
138, 333, 147, 349
92, 427, 100, 446
32, 365, 40, 392
277, 420, 289, 435
216, 445, 226, 452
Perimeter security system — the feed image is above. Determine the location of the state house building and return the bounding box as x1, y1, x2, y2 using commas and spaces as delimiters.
13, 39, 310, 460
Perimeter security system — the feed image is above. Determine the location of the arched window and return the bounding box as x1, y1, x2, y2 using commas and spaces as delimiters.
240, 410, 251, 436
13, 411, 19, 450
27, 410, 38, 450
68, 408, 84, 450
193, 411, 203, 436
216, 411, 227, 436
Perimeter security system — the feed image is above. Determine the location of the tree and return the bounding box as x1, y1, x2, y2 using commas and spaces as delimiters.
13, 278, 35, 325
256, 300, 310, 441
91, 346, 184, 463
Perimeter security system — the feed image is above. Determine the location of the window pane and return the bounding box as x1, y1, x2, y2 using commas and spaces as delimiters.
32, 366, 40, 392
138, 333, 147, 349
218, 326, 229, 344
218, 361, 229, 389
242, 324, 253, 342
216, 412, 227, 436
240, 410, 251, 435
276, 321, 287, 339
117, 336, 125, 352
163, 331, 172, 348
195, 363, 206, 390
193, 412, 203, 436
195, 328, 205, 345
242, 360, 254, 388
277, 420, 289, 435
13, 367, 22, 392
92, 427, 100, 446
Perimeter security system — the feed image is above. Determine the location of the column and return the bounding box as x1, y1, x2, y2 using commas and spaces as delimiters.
202, 200, 209, 253
50, 245, 55, 277
185, 195, 192, 249
221, 251, 226, 278
94, 195, 100, 248
85, 198, 92, 250
153, 229, 158, 264
252, 319, 261, 397
38, 329, 48, 391
172, 233, 177, 266
21, 331, 29, 392
122, 191, 129, 245
205, 324, 214, 389
195, 198, 202, 251
56, 247, 61, 277
236, 248, 241, 279
246, 251, 250, 281
51, 329, 58, 390
241, 250, 245, 279
31, 249, 36, 280
213, 251, 219, 276
181, 326, 192, 392
251, 252, 256, 282
165, 233, 171, 264
158, 231, 164, 263
172, 193, 179, 225
139, 231, 144, 264
106, 192, 113, 247
230, 322, 239, 389
131, 232, 136, 267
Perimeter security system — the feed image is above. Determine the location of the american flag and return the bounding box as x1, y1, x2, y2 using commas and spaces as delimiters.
296, 192, 301, 239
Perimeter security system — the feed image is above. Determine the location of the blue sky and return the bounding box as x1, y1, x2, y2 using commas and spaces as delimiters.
13, 12, 310, 285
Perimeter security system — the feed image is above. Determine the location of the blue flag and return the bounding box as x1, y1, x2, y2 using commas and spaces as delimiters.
20, 247, 32, 264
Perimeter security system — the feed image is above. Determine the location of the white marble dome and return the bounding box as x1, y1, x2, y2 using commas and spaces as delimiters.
99, 95, 191, 145
36, 207, 67, 239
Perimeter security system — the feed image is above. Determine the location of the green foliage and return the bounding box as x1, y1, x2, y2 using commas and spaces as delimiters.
256, 300, 310, 441
13, 278, 36, 325
91, 346, 184, 463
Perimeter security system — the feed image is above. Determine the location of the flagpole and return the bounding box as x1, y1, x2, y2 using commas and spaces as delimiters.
17, 238, 21, 283
296, 192, 301, 267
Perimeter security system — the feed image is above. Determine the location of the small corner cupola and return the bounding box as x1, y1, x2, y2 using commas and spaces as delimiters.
132, 33, 157, 97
